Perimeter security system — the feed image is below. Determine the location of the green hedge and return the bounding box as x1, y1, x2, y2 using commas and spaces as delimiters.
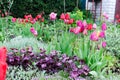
10, 0, 78, 18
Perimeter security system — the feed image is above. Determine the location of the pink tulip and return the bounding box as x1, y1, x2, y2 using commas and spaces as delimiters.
101, 23, 107, 31
12, 18, 17, 22
82, 20, 87, 27
49, 12, 57, 20
83, 29, 88, 35
64, 19, 69, 24
30, 27, 38, 36
102, 41, 107, 48
70, 27, 81, 34
77, 20, 83, 27
99, 31, 105, 38
90, 31, 100, 41
74, 27, 81, 34
103, 12, 109, 19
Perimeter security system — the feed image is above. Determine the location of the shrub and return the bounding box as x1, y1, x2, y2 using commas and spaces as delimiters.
10, 0, 77, 18
106, 26, 120, 59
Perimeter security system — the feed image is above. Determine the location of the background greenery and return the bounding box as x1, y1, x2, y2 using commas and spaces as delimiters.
10, 0, 78, 17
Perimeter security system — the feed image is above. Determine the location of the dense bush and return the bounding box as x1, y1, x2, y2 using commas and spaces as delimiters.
10, 0, 78, 17
106, 26, 120, 59
7, 47, 90, 79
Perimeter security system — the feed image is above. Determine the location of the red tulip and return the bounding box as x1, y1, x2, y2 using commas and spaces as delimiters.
36, 14, 41, 19
25, 19, 29, 23
12, 18, 17, 22
65, 13, 70, 20
68, 19, 74, 24
87, 24, 92, 30
0, 47, 8, 80
24, 15, 28, 19
60, 13, 65, 20
0, 47, 7, 62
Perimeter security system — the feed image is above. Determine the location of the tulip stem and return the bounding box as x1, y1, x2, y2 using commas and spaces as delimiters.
54, 20, 55, 28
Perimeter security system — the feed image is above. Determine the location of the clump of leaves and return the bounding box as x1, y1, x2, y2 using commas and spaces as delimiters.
106, 26, 120, 59
1, 36, 47, 51
7, 47, 90, 80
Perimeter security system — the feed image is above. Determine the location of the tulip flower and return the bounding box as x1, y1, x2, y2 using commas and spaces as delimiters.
64, 19, 74, 24
68, 19, 74, 24
65, 13, 70, 20
64, 19, 69, 24
93, 23, 97, 29
70, 27, 81, 34
101, 23, 107, 31
82, 20, 87, 27
30, 27, 38, 36
49, 12, 57, 20
77, 20, 83, 27
99, 31, 105, 38
87, 24, 92, 30
25, 19, 29, 22
30, 19, 36, 24
103, 12, 109, 19
0, 47, 8, 80
83, 29, 88, 35
102, 42, 107, 48
36, 14, 42, 19
12, 18, 17, 22
90, 31, 100, 41
60, 13, 65, 20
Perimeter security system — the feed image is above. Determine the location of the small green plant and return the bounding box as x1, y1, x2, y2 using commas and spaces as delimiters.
70, 9, 83, 21
53, 32, 76, 56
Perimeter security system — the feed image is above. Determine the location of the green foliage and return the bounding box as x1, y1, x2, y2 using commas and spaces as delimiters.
53, 32, 76, 56
106, 25, 120, 59
7, 66, 70, 80
74, 37, 107, 73
10, 0, 77, 17
1, 36, 47, 52
70, 9, 83, 21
